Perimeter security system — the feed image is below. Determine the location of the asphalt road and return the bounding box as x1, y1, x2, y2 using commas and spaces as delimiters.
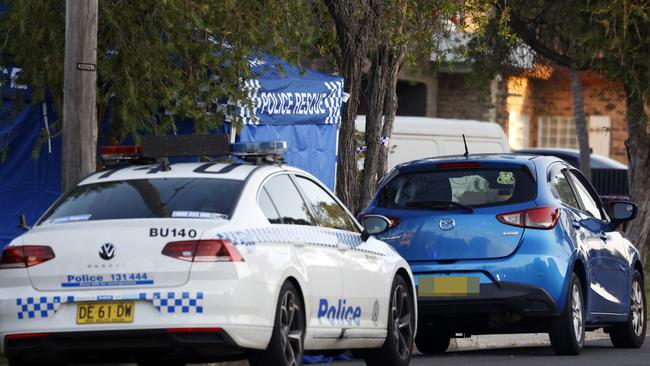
0, 337, 646, 366
334, 337, 650, 366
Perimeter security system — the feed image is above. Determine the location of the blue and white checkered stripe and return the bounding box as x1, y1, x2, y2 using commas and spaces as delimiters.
149, 292, 204, 314
324, 80, 343, 125
16, 296, 71, 319
240, 79, 262, 125
217, 226, 385, 256
16, 292, 204, 319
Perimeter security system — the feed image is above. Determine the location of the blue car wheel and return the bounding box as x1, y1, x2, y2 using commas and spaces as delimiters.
609, 271, 647, 348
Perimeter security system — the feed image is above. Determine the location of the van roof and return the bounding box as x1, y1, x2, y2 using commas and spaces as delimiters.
355, 116, 506, 138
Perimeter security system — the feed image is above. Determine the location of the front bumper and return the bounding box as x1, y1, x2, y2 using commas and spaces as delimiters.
4, 328, 247, 364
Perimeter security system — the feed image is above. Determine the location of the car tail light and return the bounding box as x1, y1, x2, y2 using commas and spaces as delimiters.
0, 246, 55, 269
162, 240, 243, 262
496, 207, 560, 230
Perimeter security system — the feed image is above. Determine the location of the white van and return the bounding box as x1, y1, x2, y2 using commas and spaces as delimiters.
355, 116, 510, 169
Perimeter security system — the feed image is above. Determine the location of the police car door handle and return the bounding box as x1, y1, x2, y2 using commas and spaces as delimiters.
599, 233, 608, 241
572, 221, 581, 229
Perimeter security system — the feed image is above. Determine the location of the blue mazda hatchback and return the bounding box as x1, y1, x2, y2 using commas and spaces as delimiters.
359, 154, 646, 355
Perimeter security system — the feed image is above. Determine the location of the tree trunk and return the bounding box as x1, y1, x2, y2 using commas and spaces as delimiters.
326, 0, 374, 212
358, 43, 389, 209
62, 0, 98, 191
569, 67, 591, 182
377, 47, 405, 179
623, 84, 650, 263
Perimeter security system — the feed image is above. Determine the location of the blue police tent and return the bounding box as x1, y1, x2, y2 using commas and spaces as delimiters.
0, 58, 344, 246
238, 56, 343, 189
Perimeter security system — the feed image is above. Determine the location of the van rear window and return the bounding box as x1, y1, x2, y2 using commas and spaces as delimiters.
377, 168, 536, 209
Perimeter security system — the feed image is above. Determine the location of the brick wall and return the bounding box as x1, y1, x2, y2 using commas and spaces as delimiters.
505, 67, 629, 164
437, 73, 493, 121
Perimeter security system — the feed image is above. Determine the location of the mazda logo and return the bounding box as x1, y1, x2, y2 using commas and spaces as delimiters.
439, 218, 456, 231
99, 243, 116, 260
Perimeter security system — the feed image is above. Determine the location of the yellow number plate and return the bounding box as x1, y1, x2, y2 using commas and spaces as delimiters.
76, 301, 135, 324
418, 276, 480, 297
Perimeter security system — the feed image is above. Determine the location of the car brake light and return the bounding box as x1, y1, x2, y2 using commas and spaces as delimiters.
162, 240, 243, 262
437, 162, 481, 169
496, 207, 560, 230
0, 246, 55, 269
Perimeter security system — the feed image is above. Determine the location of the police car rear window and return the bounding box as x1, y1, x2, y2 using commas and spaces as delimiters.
377, 168, 536, 209
39, 178, 242, 223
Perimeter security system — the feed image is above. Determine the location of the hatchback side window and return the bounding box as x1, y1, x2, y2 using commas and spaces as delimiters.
261, 174, 315, 226
548, 166, 580, 210
568, 171, 603, 220
294, 176, 359, 232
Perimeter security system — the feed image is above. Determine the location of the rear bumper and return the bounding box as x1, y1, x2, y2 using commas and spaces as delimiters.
4, 328, 247, 363
418, 282, 559, 317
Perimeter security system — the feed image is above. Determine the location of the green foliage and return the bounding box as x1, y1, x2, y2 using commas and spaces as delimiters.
0, 0, 323, 146
583, 0, 650, 101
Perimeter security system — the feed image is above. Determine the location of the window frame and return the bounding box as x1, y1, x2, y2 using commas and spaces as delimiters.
291, 173, 362, 233
256, 172, 317, 226
546, 163, 581, 211
565, 168, 609, 222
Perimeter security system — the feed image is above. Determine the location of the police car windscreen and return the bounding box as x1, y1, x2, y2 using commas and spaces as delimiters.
39, 178, 242, 223
377, 168, 536, 209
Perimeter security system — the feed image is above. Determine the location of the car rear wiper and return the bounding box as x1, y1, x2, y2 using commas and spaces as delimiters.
405, 200, 474, 212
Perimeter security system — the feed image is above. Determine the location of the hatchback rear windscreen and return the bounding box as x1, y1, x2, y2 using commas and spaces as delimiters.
39, 178, 243, 224
377, 168, 536, 209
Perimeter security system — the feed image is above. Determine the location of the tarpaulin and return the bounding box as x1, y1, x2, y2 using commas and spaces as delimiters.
0, 58, 343, 246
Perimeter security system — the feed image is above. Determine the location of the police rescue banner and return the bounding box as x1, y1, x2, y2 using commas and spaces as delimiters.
239, 57, 344, 126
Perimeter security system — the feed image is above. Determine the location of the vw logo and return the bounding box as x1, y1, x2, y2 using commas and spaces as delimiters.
99, 243, 116, 260
439, 218, 456, 231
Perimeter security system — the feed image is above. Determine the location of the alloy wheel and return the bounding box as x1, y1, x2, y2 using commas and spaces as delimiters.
571, 282, 584, 343
391, 284, 414, 360
631, 280, 645, 337
280, 290, 303, 366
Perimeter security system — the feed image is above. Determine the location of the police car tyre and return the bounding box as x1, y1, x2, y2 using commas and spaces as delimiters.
363, 275, 414, 366
549, 273, 584, 355
414, 328, 451, 355
249, 280, 305, 366
609, 270, 647, 348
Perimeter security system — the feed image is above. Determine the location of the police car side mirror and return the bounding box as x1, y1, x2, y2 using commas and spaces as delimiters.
361, 215, 391, 242
18, 213, 30, 231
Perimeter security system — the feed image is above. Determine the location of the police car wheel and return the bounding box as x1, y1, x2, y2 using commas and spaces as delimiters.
250, 280, 305, 366
364, 275, 414, 366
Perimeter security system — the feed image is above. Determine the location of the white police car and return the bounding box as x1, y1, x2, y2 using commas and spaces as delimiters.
0, 136, 416, 366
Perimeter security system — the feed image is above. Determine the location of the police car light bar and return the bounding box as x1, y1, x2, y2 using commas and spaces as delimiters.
101, 136, 287, 165
100, 145, 143, 161
230, 141, 287, 156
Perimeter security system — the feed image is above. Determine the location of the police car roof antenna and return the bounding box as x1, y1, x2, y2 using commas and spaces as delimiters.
463, 134, 469, 159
